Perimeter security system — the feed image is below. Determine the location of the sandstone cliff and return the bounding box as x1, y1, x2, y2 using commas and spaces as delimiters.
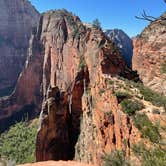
132, 12, 166, 95
0, 0, 40, 96
35, 11, 166, 165
28, 10, 152, 166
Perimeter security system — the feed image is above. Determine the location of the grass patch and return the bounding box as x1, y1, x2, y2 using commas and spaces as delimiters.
0, 121, 37, 164
133, 114, 160, 143
121, 99, 144, 116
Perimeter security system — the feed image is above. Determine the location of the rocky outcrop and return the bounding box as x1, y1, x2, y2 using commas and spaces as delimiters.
105, 29, 133, 67
132, 12, 166, 95
0, 0, 40, 96
32, 10, 141, 166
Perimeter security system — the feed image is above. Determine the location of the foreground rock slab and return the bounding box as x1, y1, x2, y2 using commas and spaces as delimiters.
17, 161, 94, 166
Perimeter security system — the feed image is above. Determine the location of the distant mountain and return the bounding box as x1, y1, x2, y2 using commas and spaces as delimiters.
105, 29, 133, 67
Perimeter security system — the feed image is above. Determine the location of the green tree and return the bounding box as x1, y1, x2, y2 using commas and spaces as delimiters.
92, 18, 102, 30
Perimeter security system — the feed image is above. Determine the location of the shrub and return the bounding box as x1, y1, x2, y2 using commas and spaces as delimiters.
102, 150, 130, 166
0, 121, 37, 164
78, 56, 85, 70
99, 89, 105, 96
115, 91, 131, 99
72, 26, 79, 39
125, 80, 166, 111
92, 19, 102, 30
109, 80, 114, 85
133, 143, 166, 166
161, 61, 166, 74
139, 85, 166, 111
121, 99, 144, 116
133, 114, 160, 143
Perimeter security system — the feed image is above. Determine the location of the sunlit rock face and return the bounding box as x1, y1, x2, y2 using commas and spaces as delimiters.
33, 10, 138, 166
0, 0, 40, 95
132, 12, 166, 95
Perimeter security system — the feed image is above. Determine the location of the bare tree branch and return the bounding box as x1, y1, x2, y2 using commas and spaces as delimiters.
135, 10, 157, 22
135, 1, 166, 23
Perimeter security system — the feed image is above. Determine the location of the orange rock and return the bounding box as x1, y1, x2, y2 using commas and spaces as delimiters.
132, 12, 166, 95
17, 161, 94, 166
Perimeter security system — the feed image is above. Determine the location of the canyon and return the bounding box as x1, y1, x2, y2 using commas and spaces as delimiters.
0, 3, 165, 166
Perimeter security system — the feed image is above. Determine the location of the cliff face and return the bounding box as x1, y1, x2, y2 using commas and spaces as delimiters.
132, 12, 166, 95
0, 20, 43, 132
0, 0, 40, 96
33, 10, 141, 165
105, 29, 133, 67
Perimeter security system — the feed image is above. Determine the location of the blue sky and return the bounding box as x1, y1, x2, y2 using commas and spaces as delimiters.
30, 0, 166, 37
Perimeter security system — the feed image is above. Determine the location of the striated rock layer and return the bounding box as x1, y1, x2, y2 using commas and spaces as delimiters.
0, 0, 40, 95
132, 12, 166, 95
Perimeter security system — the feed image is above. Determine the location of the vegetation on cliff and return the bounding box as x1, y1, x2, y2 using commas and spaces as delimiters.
103, 143, 166, 166
0, 120, 37, 164
120, 99, 144, 116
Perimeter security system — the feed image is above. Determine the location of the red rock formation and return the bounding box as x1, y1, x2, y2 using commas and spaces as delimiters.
33, 10, 141, 166
132, 12, 166, 95
0, 0, 40, 95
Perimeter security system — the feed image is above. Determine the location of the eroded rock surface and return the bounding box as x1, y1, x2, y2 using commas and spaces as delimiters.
132, 12, 166, 95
